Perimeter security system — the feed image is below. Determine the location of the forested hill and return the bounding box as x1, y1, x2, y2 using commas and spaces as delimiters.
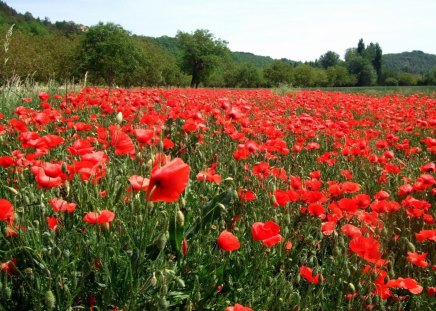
383, 51, 436, 74
0, 1, 84, 36
151, 36, 297, 68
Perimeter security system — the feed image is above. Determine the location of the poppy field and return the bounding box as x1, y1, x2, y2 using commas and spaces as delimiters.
0, 87, 435, 310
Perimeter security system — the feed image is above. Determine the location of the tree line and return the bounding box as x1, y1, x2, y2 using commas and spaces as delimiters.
1, 6, 436, 88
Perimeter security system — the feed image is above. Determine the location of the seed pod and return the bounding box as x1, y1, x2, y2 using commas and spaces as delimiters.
45, 290, 56, 309
176, 210, 185, 227
348, 282, 356, 293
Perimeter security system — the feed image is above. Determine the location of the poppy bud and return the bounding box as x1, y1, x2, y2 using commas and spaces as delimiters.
150, 272, 157, 287
175, 277, 185, 288
176, 210, 185, 226
116, 112, 123, 124
155, 233, 168, 249
5, 186, 18, 196
159, 298, 169, 309
406, 240, 416, 252
217, 203, 226, 212
348, 282, 356, 293
44, 290, 56, 309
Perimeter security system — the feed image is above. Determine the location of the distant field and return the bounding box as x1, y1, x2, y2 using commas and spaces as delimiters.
277, 86, 436, 97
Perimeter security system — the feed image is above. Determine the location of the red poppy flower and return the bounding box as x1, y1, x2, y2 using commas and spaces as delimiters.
49, 198, 77, 213
415, 229, 436, 242
386, 277, 423, 294
217, 230, 240, 252
341, 224, 362, 239
128, 175, 150, 192
225, 304, 253, 311
407, 252, 428, 267
349, 236, 386, 266
83, 210, 115, 229
237, 188, 256, 202
0, 156, 15, 168
300, 266, 320, 284
251, 221, 283, 247
341, 182, 361, 193
146, 158, 190, 202
196, 163, 221, 184
31, 165, 64, 189
252, 221, 280, 241
46, 216, 59, 230
0, 199, 14, 224
110, 128, 135, 157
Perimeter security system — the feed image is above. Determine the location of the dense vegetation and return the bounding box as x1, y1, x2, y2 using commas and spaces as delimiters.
0, 87, 435, 310
1, 1, 436, 88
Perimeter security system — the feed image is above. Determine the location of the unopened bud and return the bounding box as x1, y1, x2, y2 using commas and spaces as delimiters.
44, 290, 56, 309
5, 186, 18, 196
176, 210, 185, 226
150, 272, 157, 287
116, 112, 123, 124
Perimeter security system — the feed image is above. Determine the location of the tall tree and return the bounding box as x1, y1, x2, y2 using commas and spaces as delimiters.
76, 22, 148, 86
176, 29, 229, 88
357, 38, 365, 56
373, 43, 383, 83
319, 51, 340, 69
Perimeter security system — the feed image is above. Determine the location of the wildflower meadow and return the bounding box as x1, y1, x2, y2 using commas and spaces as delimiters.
0, 88, 435, 310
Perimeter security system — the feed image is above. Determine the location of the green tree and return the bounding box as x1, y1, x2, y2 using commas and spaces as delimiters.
76, 22, 148, 86
397, 72, 418, 86
224, 63, 264, 88
263, 60, 293, 87
319, 51, 340, 69
357, 38, 365, 56
293, 64, 315, 87
345, 48, 376, 86
326, 65, 353, 86
176, 29, 230, 87
422, 68, 436, 85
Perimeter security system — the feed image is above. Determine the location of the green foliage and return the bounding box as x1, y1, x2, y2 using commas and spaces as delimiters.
263, 60, 293, 87
319, 51, 340, 69
397, 72, 418, 86
223, 62, 265, 88
76, 22, 148, 86
421, 68, 436, 85
176, 29, 230, 87
293, 64, 316, 87
384, 50, 436, 74
231, 52, 275, 68
326, 65, 354, 87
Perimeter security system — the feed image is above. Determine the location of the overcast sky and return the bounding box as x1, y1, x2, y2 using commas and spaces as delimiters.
4, 0, 436, 61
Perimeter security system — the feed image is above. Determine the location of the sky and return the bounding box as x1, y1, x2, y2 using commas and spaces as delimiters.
4, 0, 436, 61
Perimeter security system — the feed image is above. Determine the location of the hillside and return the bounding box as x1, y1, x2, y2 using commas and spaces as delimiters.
383, 50, 436, 74
0, 1, 83, 36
